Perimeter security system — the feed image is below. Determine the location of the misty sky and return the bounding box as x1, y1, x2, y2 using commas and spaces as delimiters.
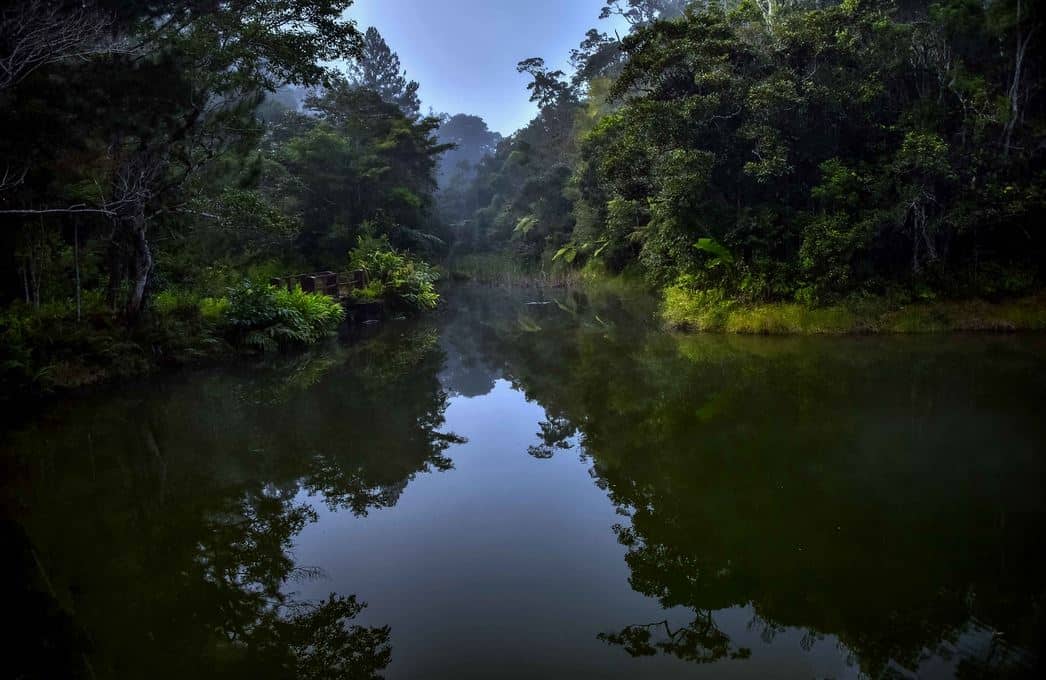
347, 0, 626, 135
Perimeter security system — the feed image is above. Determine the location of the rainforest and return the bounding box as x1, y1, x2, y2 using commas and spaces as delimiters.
2, 1, 1045, 679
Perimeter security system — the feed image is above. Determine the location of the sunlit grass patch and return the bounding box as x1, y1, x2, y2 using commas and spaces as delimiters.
723, 303, 860, 334
663, 286, 1046, 335
663, 286, 734, 331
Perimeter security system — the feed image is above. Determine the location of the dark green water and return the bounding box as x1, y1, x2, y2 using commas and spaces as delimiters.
3, 285, 1045, 679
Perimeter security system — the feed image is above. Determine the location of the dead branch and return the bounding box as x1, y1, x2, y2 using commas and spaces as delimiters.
0, 0, 116, 91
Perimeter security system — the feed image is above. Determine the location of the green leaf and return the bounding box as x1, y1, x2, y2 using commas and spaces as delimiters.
514, 215, 539, 236
553, 244, 578, 263
694, 238, 734, 265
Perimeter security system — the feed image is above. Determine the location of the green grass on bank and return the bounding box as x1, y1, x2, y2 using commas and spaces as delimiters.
663, 287, 1046, 334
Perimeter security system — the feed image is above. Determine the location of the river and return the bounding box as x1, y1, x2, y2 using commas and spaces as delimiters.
3, 284, 1044, 679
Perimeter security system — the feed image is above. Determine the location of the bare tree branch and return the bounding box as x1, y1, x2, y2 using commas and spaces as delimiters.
0, 206, 118, 217
0, 163, 27, 192
0, 0, 116, 92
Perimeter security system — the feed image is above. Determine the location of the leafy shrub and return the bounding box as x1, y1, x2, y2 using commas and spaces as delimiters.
799, 213, 875, 301
198, 296, 231, 321
348, 235, 439, 311
0, 307, 37, 392
1, 292, 168, 394
223, 281, 345, 352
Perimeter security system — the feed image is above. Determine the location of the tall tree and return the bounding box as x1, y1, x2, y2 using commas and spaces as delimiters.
435, 114, 502, 187
349, 26, 421, 118
259, 75, 449, 263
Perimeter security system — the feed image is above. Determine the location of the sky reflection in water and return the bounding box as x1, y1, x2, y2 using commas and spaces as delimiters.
4, 285, 1044, 679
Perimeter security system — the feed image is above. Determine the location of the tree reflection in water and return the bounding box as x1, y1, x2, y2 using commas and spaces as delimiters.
2, 326, 460, 679
596, 615, 751, 663
4, 286, 1044, 678
440, 284, 1045, 678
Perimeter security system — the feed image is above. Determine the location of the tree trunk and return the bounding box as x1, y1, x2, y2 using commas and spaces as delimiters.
28, 245, 39, 312
106, 225, 123, 312
1003, 0, 1035, 158
123, 207, 152, 320
73, 219, 81, 323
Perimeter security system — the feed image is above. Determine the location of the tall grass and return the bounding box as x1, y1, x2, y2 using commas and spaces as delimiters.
663, 286, 1046, 334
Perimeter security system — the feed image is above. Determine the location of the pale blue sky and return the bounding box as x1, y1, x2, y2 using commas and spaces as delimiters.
346, 0, 626, 135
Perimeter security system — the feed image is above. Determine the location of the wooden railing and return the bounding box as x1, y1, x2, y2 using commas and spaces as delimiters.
270, 270, 369, 299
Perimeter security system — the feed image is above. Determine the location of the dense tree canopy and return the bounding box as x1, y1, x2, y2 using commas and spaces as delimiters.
0, 0, 454, 393
2, 0, 1044, 396
0, 0, 365, 316
265, 78, 450, 262
455, 0, 1046, 304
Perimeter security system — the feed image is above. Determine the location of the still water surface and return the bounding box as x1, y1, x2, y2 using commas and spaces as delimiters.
3, 285, 1045, 678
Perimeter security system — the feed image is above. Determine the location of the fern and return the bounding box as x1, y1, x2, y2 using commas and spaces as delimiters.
224, 281, 344, 352
347, 236, 440, 312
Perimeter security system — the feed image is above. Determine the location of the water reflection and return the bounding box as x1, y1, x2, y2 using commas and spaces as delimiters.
3, 285, 1045, 678
2, 326, 460, 678
440, 285, 1046, 678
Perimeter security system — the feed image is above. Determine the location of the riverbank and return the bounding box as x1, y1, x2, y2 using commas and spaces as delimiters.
0, 283, 425, 399
663, 287, 1046, 334
447, 254, 1046, 335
